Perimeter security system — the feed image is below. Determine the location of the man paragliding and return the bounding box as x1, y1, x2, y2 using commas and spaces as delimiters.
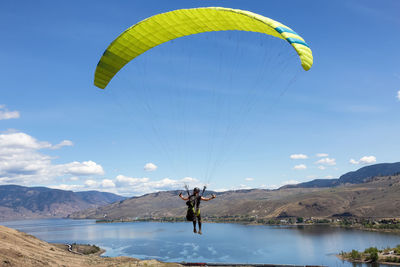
94, 6, 313, 233
179, 186, 216, 235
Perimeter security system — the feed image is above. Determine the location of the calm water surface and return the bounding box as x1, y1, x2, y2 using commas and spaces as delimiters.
2, 219, 400, 266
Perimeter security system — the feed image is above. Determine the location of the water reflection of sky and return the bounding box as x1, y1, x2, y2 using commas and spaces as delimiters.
2, 219, 400, 266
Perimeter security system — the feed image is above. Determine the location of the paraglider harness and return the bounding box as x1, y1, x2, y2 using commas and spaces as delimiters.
184, 185, 206, 221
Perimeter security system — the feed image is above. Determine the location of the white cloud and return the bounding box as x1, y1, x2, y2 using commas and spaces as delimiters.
62, 161, 104, 176
50, 184, 84, 191
0, 132, 51, 150
51, 179, 115, 193
84, 179, 98, 187
51, 140, 73, 150
315, 157, 336, 166
0, 131, 105, 185
49, 176, 203, 196
290, 154, 308, 159
0, 105, 20, 120
0, 132, 72, 151
245, 177, 254, 181
115, 175, 149, 186
318, 165, 326, 170
182, 176, 197, 183
316, 153, 329, 158
349, 159, 358, 165
70, 176, 79, 181
359, 156, 376, 164
113, 175, 202, 195
238, 184, 251, 190
281, 180, 300, 186
325, 175, 334, 179
144, 162, 157, 172
101, 179, 116, 188
397, 90, 400, 100
294, 164, 307, 170
349, 156, 376, 165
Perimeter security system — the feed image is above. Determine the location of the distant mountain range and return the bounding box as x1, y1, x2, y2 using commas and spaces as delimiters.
70, 174, 400, 220
0, 185, 125, 220
70, 162, 400, 220
282, 162, 400, 188
2, 162, 400, 221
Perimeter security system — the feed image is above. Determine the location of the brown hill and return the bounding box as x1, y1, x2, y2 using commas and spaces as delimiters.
70, 175, 400, 220
0, 225, 180, 267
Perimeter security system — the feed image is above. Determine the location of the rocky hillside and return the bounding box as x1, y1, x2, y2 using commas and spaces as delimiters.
70, 175, 400, 220
0, 185, 125, 220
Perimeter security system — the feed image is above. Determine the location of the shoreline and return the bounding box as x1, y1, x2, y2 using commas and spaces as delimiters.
56, 242, 328, 267
93, 217, 400, 234
337, 254, 400, 266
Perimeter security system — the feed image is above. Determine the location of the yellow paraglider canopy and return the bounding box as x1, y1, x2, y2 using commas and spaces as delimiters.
94, 7, 313, 89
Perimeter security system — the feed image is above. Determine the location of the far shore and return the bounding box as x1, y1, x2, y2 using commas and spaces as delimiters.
92, 216, 400, 234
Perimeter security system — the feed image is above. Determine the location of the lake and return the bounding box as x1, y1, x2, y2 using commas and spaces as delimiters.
2, 219, 400, 266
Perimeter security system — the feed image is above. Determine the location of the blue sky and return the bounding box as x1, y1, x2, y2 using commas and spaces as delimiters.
0, 0, 399, 196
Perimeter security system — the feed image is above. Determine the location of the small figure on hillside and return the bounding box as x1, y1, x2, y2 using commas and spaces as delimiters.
179, 186, 216, 235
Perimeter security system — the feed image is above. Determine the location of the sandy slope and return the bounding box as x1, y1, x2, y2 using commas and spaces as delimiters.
0, 225, 181, 267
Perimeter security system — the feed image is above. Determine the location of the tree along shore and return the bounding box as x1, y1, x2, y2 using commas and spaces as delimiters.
338, 245, 400, 265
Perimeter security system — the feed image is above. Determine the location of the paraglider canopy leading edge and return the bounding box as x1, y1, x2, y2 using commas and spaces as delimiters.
94, 7, 313, 89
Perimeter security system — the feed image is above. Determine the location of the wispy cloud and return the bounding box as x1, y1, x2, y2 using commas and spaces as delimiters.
0, 105, 20, 120
397, 90, 400, 101
294, 164, 307, 170
290, 154, 308, 159
245, 177, 254, 181
316, 153, 328, 158
144, 162, 157, 172
51, 140, 73, 150
315, 158, 336, 166
349, 156, 376, 165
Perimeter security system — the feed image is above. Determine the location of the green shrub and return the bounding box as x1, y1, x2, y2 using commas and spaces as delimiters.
395, 245, 400, 254
364, 247, 379, 262
350, 249, 361, 260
